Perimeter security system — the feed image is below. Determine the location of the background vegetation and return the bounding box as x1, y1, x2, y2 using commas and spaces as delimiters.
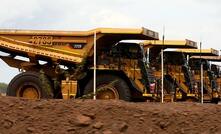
0, 82, 8, 93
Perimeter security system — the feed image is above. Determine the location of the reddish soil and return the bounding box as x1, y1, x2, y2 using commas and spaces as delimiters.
0, 96, 221, 134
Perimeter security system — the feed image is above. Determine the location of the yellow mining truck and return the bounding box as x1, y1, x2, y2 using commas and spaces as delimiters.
141, 40, 198, 101
0, 27, 162, 101
190, 55, 221, 102
193, 56, 221, 92
204, 56, 221, 97
172, 49, 219, 102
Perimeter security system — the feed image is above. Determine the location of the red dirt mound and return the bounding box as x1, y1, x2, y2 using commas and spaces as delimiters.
0, 96, 221, 134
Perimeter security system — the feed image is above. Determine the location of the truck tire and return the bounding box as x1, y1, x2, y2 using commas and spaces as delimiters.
7, 72, 53, 99
84, 74, 131, 101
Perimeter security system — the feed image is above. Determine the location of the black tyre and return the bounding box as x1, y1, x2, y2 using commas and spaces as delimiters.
7, 72, 53, 99
84, 74, 131, 101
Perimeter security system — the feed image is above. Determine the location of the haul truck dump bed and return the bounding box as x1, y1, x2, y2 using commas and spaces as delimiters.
0, 27, 163, 101
140, 40, 198, 101
191, 56, 221, 61
172, 48, 219, 56
0, 28, 158, 64
142, 39, 197, 48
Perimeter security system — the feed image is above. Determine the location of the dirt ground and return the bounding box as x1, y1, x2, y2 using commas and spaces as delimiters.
0, 96, 221, 134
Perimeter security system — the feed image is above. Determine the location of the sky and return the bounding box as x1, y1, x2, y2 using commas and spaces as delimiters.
0, 0, 221, 83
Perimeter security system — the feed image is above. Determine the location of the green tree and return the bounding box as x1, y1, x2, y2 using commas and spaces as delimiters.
0, 82, 8, 93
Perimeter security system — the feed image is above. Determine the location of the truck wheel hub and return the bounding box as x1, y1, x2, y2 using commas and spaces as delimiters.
97, 86, 119, 100
18, 86, 39, 99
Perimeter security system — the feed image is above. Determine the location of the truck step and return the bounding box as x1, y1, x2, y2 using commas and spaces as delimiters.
163, 94, 174, 102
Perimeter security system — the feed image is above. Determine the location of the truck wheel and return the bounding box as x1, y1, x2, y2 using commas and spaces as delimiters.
84, 74, 131, 101
7, 72, 53, 99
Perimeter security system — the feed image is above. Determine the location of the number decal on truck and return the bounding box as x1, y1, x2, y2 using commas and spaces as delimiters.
30, 36, 53, 46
